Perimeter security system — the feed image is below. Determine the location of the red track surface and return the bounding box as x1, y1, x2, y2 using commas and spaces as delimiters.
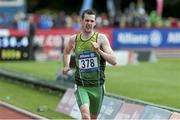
0, 105, 33, 119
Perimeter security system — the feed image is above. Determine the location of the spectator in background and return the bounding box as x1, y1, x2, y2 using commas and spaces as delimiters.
106, 0, 116, 25
136, 0, 148, 27
149, 10, 162, 27
14, 11, 26, 30
17, 17, 29, 31
96, 13, 110, 27
71, 13, 81, 30
54, 11, 66, 28
169, 17, 179, 28
0, 14, 3, 28
39, 13, 53, 29
65, 15, 73, 28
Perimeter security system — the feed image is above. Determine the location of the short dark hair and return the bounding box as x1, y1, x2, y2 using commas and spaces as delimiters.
81, 9, 96, 19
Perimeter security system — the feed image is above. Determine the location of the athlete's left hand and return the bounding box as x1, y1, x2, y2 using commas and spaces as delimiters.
91, 42, 100, 52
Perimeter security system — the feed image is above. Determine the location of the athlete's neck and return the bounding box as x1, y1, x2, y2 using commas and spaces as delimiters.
81, 31, 94, 41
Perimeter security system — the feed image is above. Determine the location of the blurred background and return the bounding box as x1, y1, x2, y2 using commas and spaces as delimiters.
0, 0, 180, 61
0, 0, 180, 119
1, 0, 180, 29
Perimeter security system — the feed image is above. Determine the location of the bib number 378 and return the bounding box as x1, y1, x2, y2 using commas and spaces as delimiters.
79, 57, 98, 70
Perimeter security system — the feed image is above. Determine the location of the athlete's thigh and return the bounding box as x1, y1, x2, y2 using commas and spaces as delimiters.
75, 86, 90, 107
89, 85, 105, 116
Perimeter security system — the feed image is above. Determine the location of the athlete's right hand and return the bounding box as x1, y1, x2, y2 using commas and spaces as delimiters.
63, 67, 70, 75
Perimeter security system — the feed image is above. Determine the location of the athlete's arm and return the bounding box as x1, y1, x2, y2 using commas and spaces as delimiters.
92, 33, 117, 65
63, 35, 76, 74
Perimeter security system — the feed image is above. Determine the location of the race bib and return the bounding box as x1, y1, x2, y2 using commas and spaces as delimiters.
78, 52, 98, 72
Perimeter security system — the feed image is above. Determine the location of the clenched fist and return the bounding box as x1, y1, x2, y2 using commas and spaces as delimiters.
63, 67, 70, 75
91, 42, 100, 51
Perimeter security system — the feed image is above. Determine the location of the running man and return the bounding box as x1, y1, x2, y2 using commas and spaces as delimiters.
63, 9, 116, 120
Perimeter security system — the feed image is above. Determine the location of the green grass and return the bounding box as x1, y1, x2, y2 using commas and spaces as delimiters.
106, 58, 180, 109
0, 58, 180, 117
0, 60, 62, 80
0, 78, 71, 119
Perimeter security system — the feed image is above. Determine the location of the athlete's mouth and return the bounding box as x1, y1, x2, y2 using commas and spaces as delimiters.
86, 24, 92, 29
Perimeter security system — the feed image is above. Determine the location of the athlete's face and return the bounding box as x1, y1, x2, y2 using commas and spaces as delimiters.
81, 13, 96, 33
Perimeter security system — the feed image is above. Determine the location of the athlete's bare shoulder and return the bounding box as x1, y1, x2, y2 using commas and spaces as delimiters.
67, 34, 77, 47
97, 33, 108, 43
69, 34, 77, 42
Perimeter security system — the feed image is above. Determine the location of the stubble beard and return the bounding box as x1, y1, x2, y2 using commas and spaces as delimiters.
84, 24, 93, 33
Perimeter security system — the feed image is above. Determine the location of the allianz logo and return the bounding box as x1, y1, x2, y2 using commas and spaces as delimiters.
118, 30, 163, 47
167, 32, 180, 44
79, 54, 90, 58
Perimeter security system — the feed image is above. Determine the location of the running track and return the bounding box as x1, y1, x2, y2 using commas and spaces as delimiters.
0, 100, 48, 119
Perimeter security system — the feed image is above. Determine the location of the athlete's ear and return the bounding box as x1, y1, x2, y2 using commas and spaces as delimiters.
94, 21, 97, 28
80, 18, 82, 24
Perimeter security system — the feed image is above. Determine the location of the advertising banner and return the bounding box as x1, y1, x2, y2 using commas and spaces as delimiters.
0, 30, 30, 61
113, 28, 180, 49
98, 96, 123, 119
169, 112, 180, 119
0, 36, 30, 60
140, 106, 171, 119
114, 102, 144, 119
33, 29, 77, 60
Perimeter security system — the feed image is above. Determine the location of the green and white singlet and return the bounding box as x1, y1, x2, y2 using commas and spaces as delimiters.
74, 32, 106, 87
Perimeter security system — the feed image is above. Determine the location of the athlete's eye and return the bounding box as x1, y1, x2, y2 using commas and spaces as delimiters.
85, 20, 94, 23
